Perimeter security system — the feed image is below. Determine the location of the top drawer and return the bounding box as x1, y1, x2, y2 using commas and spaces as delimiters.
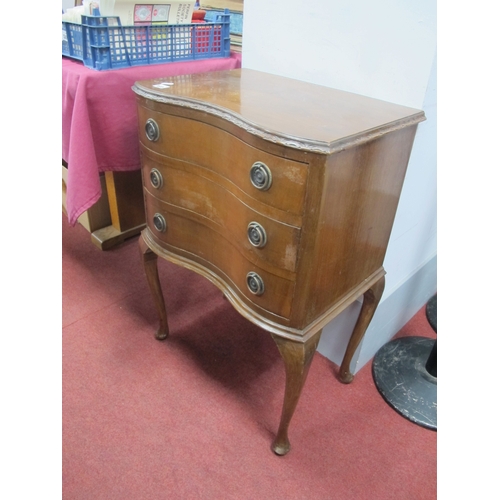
137, 106, 309, 216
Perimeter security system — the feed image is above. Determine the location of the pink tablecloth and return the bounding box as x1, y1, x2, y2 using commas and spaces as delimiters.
62, 53, 242, 226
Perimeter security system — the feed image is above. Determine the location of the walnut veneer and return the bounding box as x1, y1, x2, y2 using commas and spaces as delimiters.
132, 69, 425, 455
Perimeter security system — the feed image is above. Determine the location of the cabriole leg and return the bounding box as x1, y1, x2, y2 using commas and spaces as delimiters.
339, 276, 385, 383
139, 232, 169, 340
271, 329, 322, 456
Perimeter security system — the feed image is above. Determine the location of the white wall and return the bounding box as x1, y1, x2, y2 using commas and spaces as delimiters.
62, 0, 76, 10
242, 0, 437, 372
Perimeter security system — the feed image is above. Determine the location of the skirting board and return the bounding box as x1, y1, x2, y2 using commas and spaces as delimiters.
317, 254, 437, 375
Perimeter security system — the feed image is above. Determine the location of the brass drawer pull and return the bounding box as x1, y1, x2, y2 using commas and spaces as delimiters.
250, 162, 272, 191
145, 118, 160, 142
247, 222, 267, 248
246, 272, 265, 295
152, 213, 167, 233
150, 168, 163, 189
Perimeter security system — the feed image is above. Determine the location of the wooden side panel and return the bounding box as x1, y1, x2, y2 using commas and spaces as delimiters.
292, 125, 419, 327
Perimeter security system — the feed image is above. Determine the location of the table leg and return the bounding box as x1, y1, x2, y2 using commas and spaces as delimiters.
339, 275, 385, 383
271, 329, 322, 456
91, 171, 146, 250
139, 233, 169, 340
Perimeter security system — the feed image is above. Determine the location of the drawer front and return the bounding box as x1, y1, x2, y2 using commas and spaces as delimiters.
144, 194, 295, 319
142, 156, 301, 274
137, 106, 308, 215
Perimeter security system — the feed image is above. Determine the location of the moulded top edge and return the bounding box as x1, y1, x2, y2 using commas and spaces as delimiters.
132, 69, 425, 154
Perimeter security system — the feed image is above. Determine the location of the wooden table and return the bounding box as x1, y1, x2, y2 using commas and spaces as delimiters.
62, 53, 242, 249
132, 69, 425, 454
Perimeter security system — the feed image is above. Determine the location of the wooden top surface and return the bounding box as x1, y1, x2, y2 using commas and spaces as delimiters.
133, 69, 425, 154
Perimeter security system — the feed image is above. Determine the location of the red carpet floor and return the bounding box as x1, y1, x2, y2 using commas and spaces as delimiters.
62, 216, 437, 499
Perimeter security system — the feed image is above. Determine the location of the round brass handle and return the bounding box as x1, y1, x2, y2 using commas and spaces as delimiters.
250, 162, 272, 191
150, 168, 163, 189
247, 222, 267, 248
145, 118, 160, 142
152, 213, 167, 233
246, 272, 265, 296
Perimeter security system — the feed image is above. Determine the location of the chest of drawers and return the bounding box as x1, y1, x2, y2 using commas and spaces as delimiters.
133, 69, 425, 455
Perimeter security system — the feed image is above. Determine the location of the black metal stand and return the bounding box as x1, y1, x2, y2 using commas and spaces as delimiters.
372, 295, 437, 430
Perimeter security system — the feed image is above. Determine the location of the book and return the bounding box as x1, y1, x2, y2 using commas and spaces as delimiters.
111, 1, 196, 25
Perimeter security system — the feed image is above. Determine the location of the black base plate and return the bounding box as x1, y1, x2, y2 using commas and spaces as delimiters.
426, 294, 437, 332
372, 336, 437, 430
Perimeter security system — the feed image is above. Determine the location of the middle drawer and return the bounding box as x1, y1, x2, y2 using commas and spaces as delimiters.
142, 155, 301, 276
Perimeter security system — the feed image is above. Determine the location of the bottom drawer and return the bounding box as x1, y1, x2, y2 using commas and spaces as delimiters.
145, 194, 295, 320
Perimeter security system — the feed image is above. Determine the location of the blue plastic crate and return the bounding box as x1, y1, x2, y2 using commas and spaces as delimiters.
62, 20, 84, 60
62, 11, 231, 70
204, 9, 242, 36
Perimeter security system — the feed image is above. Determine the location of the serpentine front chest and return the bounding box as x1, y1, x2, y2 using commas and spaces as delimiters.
132, 69, 425, 455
